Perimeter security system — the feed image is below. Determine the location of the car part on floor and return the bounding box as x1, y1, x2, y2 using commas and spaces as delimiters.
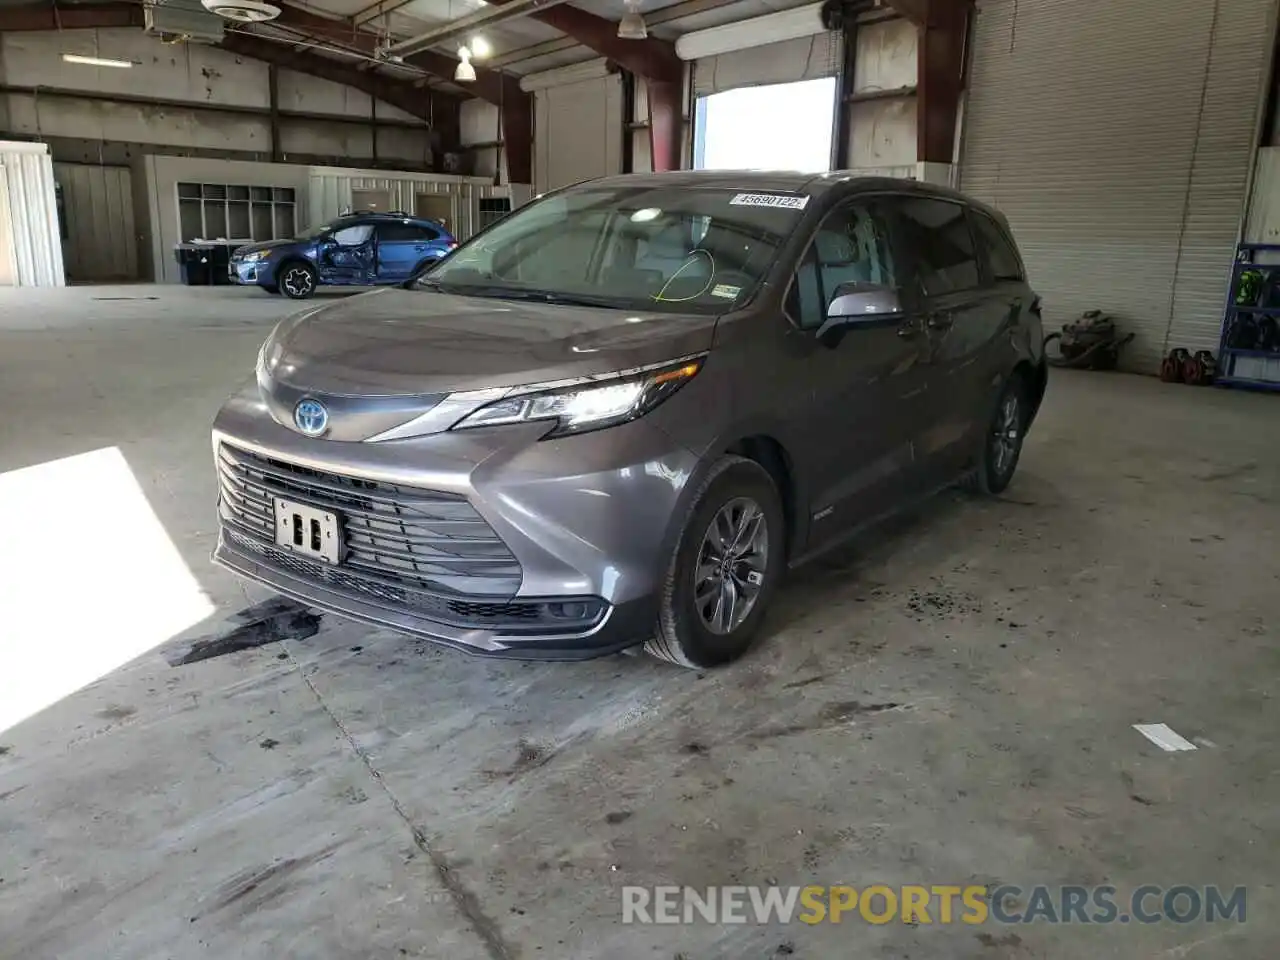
1044, 310, 1134, 370
1183, 350, 1218, 386
1161, 347, 1193, 383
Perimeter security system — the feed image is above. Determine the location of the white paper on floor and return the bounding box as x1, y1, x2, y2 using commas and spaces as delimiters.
1133, 723, 1198, 752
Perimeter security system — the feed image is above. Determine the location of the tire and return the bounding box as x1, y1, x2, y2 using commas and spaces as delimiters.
645, 456, 786, 669
279, 261, 317, 300
964, 374, 1028, 496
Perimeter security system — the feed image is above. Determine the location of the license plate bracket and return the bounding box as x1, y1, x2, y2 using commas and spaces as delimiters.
273, 497, 342, 564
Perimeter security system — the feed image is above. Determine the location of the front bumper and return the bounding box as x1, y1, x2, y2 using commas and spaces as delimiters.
229, 260, 275, 286
211, 380, 701, 659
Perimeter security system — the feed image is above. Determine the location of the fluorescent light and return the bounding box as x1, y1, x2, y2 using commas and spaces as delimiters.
61, 53, 134, 68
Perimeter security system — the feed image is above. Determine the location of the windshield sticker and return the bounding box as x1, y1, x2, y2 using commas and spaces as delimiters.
729, 192, 810, 210
711, 284, 741, 299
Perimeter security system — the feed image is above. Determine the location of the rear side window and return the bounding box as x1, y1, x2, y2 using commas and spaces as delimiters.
377, 222, 439, 242
897, 198, 980, 295
972, 211, 1024, 282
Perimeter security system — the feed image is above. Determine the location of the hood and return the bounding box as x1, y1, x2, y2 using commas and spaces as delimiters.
263, 287, 718, 398
235, 238, 300, 256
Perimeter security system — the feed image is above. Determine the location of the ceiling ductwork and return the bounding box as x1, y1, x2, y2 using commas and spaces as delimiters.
144, 0, 228, 43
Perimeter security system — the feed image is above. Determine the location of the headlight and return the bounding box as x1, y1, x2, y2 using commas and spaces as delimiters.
241, 250, 269, 263
450, 357, 703, 438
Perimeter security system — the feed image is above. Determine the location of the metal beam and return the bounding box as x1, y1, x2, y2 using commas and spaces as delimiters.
488, 0, 740, 69
883, 0, 928, 26
0, 1, 144, 31
916, 0, 970, 163
494, 0, 683, 82
218, 31, 460, 151
270, 4, 532, 182
0, 82, 440, 132
0, 1, 462, 151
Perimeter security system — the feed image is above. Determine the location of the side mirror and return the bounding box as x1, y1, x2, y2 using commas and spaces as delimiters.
816, 281, 903, 345
827, 281, 902, 320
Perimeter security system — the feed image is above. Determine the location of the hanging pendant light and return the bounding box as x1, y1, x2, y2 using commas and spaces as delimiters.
617, 0, 648, 40
454, 45, 476, 82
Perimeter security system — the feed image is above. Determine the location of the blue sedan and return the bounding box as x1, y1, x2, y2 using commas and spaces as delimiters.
229, 212, 457, 299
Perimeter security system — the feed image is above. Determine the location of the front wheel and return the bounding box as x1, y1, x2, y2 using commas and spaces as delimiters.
646, 456, 785, 669
279, 262, 317, 300
965, 376, 1027, 496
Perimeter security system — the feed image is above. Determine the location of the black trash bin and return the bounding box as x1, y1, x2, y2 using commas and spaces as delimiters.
174, 243, 214, 285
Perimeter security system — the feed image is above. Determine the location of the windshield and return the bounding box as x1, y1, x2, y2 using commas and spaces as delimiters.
422, 185, 809, 313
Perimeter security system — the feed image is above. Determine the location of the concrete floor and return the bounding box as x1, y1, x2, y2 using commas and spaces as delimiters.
0, 284, 1277, 959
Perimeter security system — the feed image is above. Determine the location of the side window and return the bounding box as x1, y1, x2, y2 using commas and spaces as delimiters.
376, 222, 422, 243
332, 223, 373, 246
413, 224, 441, 242
788, 201, 896, 330
972, 211, 1024, 282
898, 198, 980, 295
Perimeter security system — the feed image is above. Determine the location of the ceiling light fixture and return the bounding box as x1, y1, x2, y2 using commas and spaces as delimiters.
61, 53, 135, 68
469, 35, 491, 59
617, 0, 648, 40
454, 46, 477, 82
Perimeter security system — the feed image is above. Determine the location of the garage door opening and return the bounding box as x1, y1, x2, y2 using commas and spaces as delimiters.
693, 77, 837, 172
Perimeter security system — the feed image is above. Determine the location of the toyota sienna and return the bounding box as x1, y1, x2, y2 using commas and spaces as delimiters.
212, 171, 1047, 668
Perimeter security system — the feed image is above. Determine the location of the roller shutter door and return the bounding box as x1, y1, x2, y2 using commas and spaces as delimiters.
960, 0, 1275, 371
693, 33, 842, 96
533, 73, 623, 195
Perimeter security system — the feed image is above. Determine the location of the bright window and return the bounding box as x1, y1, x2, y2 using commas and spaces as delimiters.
695, 77, 838, 173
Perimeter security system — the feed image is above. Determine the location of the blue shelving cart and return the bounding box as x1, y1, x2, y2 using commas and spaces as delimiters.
1217, 242, 1280, 392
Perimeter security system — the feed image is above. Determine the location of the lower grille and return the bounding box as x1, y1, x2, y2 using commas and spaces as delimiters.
216, 443, 520, 596
224, 528, 603, 633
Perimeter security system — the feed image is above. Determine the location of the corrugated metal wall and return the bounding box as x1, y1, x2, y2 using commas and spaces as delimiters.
0, 141, 65, 287
54, 163, 139, 282
308, 169, 520, 242
960, 0, 1276, 371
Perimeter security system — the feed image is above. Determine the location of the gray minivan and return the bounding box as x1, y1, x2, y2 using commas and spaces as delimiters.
212, 171, 1047, 668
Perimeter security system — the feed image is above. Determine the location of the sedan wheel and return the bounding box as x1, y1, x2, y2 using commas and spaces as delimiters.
281, 264, 316, 300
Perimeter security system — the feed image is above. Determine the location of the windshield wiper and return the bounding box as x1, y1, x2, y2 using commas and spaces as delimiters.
470, 287, 626, 308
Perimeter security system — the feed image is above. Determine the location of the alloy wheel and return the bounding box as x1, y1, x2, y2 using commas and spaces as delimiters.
693, 497, 769, 635
991, 391, 1022, 478
283, 267, 314, 298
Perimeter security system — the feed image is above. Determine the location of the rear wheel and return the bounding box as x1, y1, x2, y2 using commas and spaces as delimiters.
965, 375, 1027, 496
280, 262, 317, 300
646, 456, 785, 669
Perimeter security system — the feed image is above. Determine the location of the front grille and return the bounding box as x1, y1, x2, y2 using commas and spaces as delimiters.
216, 443, 521, 597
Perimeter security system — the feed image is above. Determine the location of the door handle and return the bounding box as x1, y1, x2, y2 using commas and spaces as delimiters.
926, 312, 954, 330
414, 245, 427, 252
